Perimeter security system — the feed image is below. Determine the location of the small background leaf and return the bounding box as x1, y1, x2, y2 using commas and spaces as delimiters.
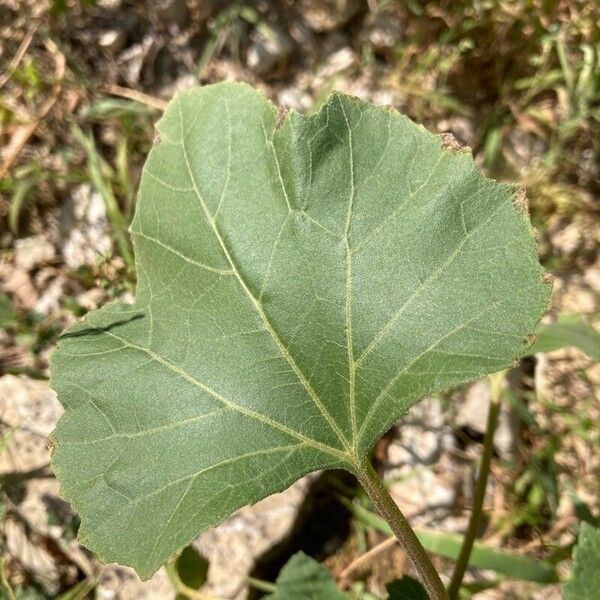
165, 545, 208, 600
526, 313, 600, 359
265, 552, 348, 600
386, 576, 428, 599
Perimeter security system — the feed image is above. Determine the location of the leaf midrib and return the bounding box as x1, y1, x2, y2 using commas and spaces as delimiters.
176, 96, 353, 456
98, 328, 350, 462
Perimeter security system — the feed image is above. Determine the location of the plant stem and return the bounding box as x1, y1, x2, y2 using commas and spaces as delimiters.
247, 576, 277, 593
447, 371, 505, 600
356, 459, 449, 600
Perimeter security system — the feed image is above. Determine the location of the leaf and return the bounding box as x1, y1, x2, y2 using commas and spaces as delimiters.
49, 82, 550, 577
386, 576, 428, 599
563, 522, 600, 600
525, 313, 600, 359
344, 500, 558, 583
265, 552, 348, 600
165, 545, 208, 600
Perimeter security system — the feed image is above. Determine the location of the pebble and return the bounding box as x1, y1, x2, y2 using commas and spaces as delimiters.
14, 235, 55, 271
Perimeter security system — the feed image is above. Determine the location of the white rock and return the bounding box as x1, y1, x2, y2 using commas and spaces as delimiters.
387, 463, 458, 523
34, 275, 65, 316
0, 374, 62, 442
387, 397, 454, 467
384, 399, 458, 522
456, 379, 518, 461
60, 183, 112, 269
247, 26, 293, 76
196, 474, 316, 599
278, 86, 313, 112
96, 565, 174, 600
312, 47, 357, 88
299, 0, 365, 32
99, 29, 128, 54
14, 235, 55, 271
552, 222, 582, 256
367, 11, 402, 53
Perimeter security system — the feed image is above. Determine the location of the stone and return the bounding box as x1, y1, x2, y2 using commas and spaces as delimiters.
386, 460, 458, 524
96, 566, 174, 600
99, 29, 128, 54
277, 86, 313, 112
552, 222, 582, 257
247, 25, 293, 77
456, 379, 519, 461
60, 183, 112, 270
299, 0, 365, 33
34, 274, 66, 316
386, 397, 454, 466
367, 11, 402, 54
0, 376, 65, 594
384, 399, 459, 523
312, 47, 357, 89
1, 265, 38, 310
195, 474, 316, 599
14, 235, 55, 271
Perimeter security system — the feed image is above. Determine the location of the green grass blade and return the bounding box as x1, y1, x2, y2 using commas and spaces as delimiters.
344, 500, 558, 584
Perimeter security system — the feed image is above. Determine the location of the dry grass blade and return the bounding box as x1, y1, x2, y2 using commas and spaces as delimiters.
338, 536, 398, 583
0, 25, 38, 90
102, 84, 168, 111
0, 38, 65, 179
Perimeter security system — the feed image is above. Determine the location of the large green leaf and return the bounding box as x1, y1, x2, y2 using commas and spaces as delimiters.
563, 522, 600, 599
265, 552, 348, 599
50, 82, 549, 577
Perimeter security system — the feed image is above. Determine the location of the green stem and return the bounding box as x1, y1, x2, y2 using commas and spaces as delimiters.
247, 576, 277, 593
356, 459, 449, 600
447, 371, 505, 600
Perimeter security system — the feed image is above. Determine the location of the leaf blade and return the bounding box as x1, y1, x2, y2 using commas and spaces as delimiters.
50, 82, 549, 577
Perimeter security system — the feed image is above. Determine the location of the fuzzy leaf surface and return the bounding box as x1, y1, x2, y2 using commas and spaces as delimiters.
50, 82, 549, 577
563, 522, 600, 599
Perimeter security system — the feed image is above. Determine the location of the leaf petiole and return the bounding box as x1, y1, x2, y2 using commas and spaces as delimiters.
356, 459, 449, 600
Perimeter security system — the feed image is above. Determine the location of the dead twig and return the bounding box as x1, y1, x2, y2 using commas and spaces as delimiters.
0, 38, 65, 179
338, 536, 398, 583
101, 84, 168, 111
0, 26, 38, 90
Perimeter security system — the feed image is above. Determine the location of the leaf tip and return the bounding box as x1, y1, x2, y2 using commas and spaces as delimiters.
542, 272, 554, 286
439, 132, 470, 153
511, 185, 529, 216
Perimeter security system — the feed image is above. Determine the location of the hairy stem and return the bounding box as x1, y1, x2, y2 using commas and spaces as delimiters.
356, 459, 449, 600
447, 371, 505, 599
